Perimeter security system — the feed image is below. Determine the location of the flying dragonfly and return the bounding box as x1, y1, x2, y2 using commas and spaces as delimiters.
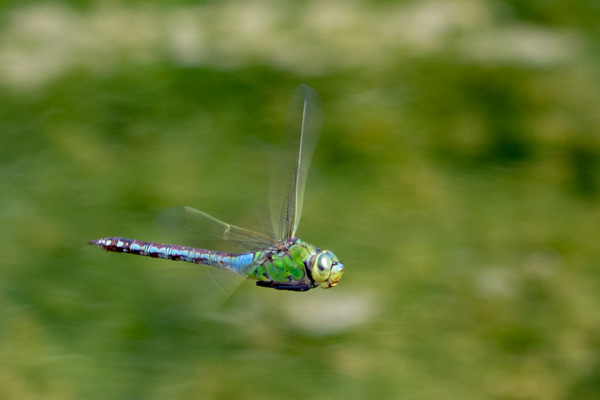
89, 85, 344, 291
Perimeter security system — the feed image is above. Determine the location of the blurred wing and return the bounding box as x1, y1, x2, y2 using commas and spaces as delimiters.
156, 207, 264, 316
157, 206, 279, 253
270, 85, 323, 241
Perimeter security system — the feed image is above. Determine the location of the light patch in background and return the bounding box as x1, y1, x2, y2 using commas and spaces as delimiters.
0, 0, 587, 91
460, 24, 586, 65
475, 266, 520, 300
193, 289, 376, 337
474, 250, 562, 301
281, 291, 377, 336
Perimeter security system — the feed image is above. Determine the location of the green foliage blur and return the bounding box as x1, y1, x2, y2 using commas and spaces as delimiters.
1, 1, 599, 399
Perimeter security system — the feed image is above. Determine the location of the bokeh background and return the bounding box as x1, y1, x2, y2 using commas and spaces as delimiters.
2, 1, 600, 399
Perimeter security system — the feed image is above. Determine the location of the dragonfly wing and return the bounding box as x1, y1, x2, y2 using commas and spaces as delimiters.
270, 85, 323, 241
156, 206, 276, 314
157, 206, 280, 253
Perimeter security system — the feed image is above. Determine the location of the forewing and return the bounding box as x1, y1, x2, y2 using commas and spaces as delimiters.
157, 206, 279, 253
270, 85, 323, 241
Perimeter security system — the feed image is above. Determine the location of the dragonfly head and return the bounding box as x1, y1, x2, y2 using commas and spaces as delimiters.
311, 250, 344, 289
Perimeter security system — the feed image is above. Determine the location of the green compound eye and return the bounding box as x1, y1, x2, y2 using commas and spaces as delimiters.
311, 250, 344, 288
312, 251, 333, 283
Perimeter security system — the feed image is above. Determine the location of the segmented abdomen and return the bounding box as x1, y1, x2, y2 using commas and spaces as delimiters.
88, 237, 257, 276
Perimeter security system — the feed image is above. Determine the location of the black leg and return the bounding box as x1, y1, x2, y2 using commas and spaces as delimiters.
256, 281, 312, 291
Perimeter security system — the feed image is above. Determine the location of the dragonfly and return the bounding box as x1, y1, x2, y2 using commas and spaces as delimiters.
89, 85, 344, 291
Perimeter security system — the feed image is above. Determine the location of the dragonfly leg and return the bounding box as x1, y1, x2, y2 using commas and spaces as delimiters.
255, 281, 312, 292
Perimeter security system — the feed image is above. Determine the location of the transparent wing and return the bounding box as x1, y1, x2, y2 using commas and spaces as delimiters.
155, 207, 261, 317
270, 85, 323, 241
157, 206, 280, 253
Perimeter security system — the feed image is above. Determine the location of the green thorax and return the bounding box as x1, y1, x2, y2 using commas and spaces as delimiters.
250, 238, 317, 288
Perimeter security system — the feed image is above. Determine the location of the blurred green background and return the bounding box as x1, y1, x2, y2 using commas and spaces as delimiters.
1, 1, 600, 399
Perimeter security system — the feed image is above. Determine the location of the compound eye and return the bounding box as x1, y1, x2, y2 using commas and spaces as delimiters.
312, 252, 333, 283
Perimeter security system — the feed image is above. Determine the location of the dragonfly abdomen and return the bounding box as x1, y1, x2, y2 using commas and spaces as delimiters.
88, 237, 257, 275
